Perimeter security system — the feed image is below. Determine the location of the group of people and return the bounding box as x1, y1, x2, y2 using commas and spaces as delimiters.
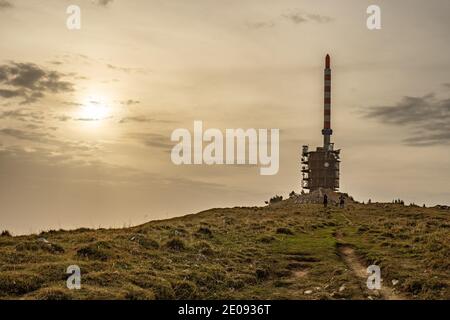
323, 194, 345, 208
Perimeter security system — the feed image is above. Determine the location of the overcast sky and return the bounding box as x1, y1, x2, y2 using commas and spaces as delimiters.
1, 0, 449, 234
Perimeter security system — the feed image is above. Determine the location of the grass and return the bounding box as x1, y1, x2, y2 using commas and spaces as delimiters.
0, 201, 448, 300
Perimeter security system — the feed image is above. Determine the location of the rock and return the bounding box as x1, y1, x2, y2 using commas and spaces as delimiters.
392, 279, 399, 286
339, 285, 346, 292
130, 234, 144, 241
304, 290, 313, 295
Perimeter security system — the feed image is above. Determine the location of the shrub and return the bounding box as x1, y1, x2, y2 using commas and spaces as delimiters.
0, 272, 43, 295
255, 268, 271, 281
403, 279, 424, 295
276, 227, 294, 235
165, 238, 185, 251
15, 241, 65, 254
34, 287, 72, 300
172, 280, 198, 299
258, 235, 275, 243
194, 241, 214, 256
269, 195, 283, 204
1, 230, 12, 237
195, 227, 213, 238
84, 271, 125, 287
139, 238, 160, 250
48, 243, 65, 254
124, 287, 155, 300
132, 277, 175, 299
76, 242, 111, 261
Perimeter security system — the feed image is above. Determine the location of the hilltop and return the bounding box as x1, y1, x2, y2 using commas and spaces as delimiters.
0, 198, 448, 300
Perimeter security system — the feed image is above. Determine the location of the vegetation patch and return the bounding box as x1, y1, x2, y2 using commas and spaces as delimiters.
0, 272, 43, 296
165, 238, 186, 251
76, 242, 112, 261
276, 227, 294, 235
0, 202, 448, 299
16, 240, 65, 254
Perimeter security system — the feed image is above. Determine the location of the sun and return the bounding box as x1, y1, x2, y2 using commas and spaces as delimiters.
78, 97, 111, 121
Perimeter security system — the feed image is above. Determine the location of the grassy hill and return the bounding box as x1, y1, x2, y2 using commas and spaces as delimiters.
0, 200, 448, 300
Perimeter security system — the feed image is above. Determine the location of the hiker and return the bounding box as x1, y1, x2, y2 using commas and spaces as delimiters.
323, 194, 328, 208
339, 195, 345, 209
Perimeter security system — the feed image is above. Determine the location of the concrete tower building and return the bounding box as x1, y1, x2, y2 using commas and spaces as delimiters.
301, 54, 340, 191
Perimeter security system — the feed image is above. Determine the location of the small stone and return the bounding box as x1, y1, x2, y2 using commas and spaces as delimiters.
339, 285, 346, 292
392, 279, 399, 286
304, 290, 313, 295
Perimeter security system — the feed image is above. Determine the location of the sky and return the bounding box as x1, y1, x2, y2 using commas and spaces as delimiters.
0, 0, 449, 234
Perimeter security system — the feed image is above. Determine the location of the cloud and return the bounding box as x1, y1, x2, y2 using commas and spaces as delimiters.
127, 132, 173, 151
0, 88, 23, 98
92, 0, 114, 6
106, 64, 146, 74
142, 134, 174, 150
48, 61, 63, 65
62, 101, 83, 107
0, 128, 54, 143
0, 62, 74, 104
364, 93, 450, 146
245, 21, 276, 29
0, 146, 134, 187
0, 145, 225, 191
0, 108, 45, 123
55, 115, 72, 122
119, 115, 173, 124
304, 13, 333, 23
247, 10, 333, 29
282, 11, 333, 24
120, 99, 140, 106
0, 0, 12, 10
0, 125, 104, 157
282, 12, 308, 24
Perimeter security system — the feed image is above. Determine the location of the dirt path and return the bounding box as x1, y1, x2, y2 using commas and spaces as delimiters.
332, 212, 406, 300
337, 244, 406, 300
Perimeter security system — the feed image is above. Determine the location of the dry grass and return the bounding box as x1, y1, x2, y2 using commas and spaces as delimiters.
0, 201, 448, 300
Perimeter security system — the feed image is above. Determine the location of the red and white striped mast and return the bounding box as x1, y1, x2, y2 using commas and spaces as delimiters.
322, 54, 332, 149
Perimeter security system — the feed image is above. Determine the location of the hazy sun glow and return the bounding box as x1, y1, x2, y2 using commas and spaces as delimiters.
78, 96, 111, 122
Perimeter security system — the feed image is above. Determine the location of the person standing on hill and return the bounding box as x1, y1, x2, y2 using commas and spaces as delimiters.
323, 194, 328, 208
339, 194, 345, 208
